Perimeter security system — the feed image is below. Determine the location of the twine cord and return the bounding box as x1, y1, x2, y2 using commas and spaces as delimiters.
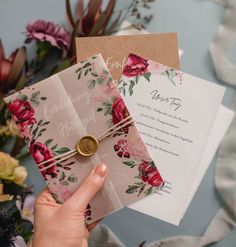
37, 116, 134, 172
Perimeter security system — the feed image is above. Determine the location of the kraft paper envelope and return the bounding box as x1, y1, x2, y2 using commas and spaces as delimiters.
76, 33, 180, 83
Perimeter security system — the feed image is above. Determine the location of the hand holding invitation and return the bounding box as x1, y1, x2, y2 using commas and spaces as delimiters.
4, 54, 163, 224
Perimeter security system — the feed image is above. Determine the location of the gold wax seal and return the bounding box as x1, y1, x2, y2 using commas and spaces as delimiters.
77, 135, 99, 157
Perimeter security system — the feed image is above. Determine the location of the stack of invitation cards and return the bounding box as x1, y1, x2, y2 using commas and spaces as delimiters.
5, 51, 227, 226
76, 35, 233, 225
4, 54, 164, 224
119, 53, 225, 225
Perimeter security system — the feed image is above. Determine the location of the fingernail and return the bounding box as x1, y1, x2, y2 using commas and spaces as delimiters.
94, 164, 107, 178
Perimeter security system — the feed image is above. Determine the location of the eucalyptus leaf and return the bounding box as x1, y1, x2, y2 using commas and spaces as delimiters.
30, 98, 39, 106
60, 171, 66, 181
39, 128, 46, 133
91, 72, 98, 77
143, 72, 151, 82
97, 76, 105, 84
126, 185, 139, 194
75, 67, 82, 73
38, 119, 43, 125
45, 139, 53, 146
103, 69, 109, 75
31, 91, 40, 99
87, 79, 96, 89
55, 147, 70, 154
123, 161, 136, 167
68, 174, 78, 183
84, 68, 89, 76
17, 94, 28, 101
51, 144, 58, 150
122, 87, 126, 96
97, 107, 103, 112
42, 121, 50, 126
77, 72, 82, 80
83, 62, 91, 68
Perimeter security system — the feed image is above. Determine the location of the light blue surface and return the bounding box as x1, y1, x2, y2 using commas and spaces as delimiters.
1, 0, 236, 246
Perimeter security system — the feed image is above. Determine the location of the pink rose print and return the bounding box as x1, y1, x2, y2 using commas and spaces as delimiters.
30, 141, 57, 180
138, 161, 163, 187
114, 127, 151, 161
111, 97, 130, 125
101, 81, 119, 97
123, 53, 149, 77
52, 183, 73, 202
147, 60, 168, 75
92, 62, 105, 77
126, 126, 151, 161
8, 99, 36, 134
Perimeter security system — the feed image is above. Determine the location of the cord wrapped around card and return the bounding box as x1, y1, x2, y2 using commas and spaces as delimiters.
4, 54, 164, 224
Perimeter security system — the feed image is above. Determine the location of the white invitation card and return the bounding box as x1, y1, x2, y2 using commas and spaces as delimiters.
119, 53, 225, 225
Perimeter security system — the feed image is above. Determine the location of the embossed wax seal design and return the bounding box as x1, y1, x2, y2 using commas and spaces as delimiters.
77, 135, 99, 157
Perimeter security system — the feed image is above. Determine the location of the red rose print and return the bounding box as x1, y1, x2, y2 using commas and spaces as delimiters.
138, 161, 163, 187
123, 53, 149, 77
84, 204, 92, 221
30, 141, 57, 180
8, 99, 36, 131
111, 97, 129, 125
113, 139, 130, 158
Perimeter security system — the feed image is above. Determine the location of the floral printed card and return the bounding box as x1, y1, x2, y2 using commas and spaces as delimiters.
118, 53, 225, 225
4, 54, 164, 224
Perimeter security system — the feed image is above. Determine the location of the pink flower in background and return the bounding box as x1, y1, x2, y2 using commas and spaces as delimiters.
8, 99, 36, 134
16, 194, 35, 223
13, 235, 27, 247
123, 53, 149, 77
111, 97, 129, 124
138, 161, 163, 187
101, 82, 119, 97
25, 20, 71, 57
30, 141, 57, 179
126, 126, 151, 161
147, 60, 168, 74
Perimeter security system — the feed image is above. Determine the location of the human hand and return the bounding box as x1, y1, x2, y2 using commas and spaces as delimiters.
33, 164, 108, 247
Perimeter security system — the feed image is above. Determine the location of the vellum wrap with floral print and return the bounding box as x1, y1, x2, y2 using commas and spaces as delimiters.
5, 54, 164, 225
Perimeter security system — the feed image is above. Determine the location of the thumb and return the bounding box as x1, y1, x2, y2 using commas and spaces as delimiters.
63, 164, 108, 213
35, 187, 57, 207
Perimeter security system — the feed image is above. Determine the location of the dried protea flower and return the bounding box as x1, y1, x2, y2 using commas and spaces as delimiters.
66, 0, 121, 37
0, 40, 26, 94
